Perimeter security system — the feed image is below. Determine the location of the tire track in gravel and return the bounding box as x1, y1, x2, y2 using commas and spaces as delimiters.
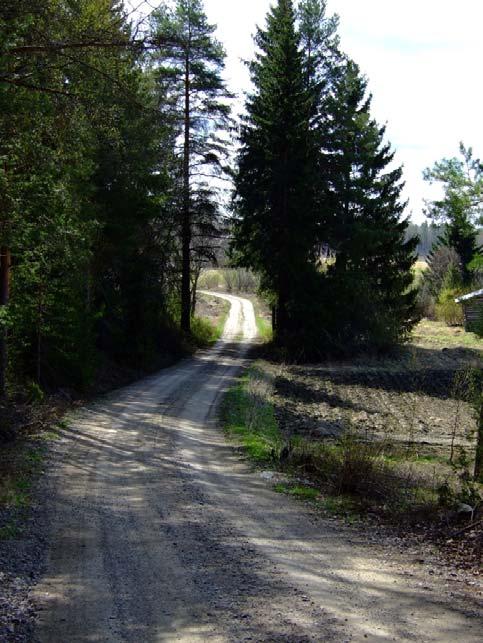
31, 293, 482, 642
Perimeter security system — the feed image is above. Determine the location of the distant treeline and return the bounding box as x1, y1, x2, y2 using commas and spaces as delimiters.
406, 222, 483, 259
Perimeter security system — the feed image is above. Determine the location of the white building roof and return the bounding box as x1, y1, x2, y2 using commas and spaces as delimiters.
455, 288, 483, 303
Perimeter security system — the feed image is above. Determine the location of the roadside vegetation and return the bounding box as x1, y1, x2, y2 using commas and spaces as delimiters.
221, 317, 482, 570
192, 293, 230, 347
0, 0, 233, 447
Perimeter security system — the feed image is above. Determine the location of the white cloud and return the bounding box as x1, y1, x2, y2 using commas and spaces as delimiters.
325, 0, 483, 221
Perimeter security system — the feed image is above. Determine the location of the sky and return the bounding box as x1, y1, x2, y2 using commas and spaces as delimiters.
127, 0, 483, 223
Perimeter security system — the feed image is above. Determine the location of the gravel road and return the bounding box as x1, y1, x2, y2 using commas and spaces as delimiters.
32, 293, 482, 642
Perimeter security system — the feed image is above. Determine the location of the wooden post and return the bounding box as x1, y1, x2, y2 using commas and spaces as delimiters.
0, 247, 11, 397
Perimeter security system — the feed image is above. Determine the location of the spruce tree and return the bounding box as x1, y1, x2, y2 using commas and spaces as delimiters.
321, 61, 418, 348
0, 0, 180, 390
233, 0, 317, 340
151, 0, 231, 333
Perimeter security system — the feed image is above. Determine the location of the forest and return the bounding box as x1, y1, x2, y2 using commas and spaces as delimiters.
1, 1, 482, 640
0, 0, 482, 393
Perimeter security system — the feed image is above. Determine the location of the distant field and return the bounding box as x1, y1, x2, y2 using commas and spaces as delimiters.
267, 319, 481, 460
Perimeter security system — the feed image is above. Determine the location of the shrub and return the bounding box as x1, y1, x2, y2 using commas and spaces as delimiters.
190, 316, 217, 347
435, 288, 464, 326
286, 433, 414, 505
221, 269, 259, 293
198, 269, 222, 290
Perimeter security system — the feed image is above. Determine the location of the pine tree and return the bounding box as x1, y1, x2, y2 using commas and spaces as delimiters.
321, 61, 418, 348
151, 0, 231, 333
233, 0, 317, 340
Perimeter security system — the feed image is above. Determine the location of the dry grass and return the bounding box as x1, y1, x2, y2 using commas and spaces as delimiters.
412, 319, 482, 351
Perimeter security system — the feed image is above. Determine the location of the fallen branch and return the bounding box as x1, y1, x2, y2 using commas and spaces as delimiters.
451, 518, 483, 538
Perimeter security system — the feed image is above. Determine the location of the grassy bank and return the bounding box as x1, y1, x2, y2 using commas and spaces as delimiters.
191, 293, 231, 347
221, 361, 482, 534
221, 367, 281, 462
0, 408, 66, 540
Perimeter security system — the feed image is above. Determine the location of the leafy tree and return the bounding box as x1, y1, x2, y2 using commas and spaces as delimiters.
151, 0, 231, 333
232, 0, 318, 342
0, 0, 99, 389
423, 144, 482, 283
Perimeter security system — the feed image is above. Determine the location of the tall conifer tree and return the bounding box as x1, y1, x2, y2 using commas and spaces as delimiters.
151, 0, 231, 333
233, 0, 317, 339
322, 61, 418, 348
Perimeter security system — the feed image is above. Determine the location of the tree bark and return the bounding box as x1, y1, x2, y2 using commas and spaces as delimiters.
474, 393, 483, 482
180, 50, 191, 333
0, 247, 11, 397
191, 266, 200, 317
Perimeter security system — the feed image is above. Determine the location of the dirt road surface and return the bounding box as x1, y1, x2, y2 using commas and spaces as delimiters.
33, 293, 482, 642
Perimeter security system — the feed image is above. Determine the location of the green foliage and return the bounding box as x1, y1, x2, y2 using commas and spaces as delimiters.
423, 143, 482, 283
274, 483, 319, 500
233, 1, 417, 355
435, 289, 464, 326
221, 369, 281, 463
190, 316, 220, 347
0, 0, 196, 392
26, 381, 44, 406
232, 0, 319, 343
256, 315, 273, 343
318, 61, 418, 352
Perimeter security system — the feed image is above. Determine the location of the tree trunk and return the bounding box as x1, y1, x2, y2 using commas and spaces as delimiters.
276, 282, 289, 340
191, 266, 200, 316
36, 282, 44, 386
0, 247, 10, 397
180, 51, 191, 333
271, 305, 277, 333
474, 394, 483, 482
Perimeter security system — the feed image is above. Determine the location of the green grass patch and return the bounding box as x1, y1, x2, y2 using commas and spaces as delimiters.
381, 451, 448, 465
321, 495, 360, 519
221, 367, 281, 464
412, 319, 482, 350
250, 296, 273, 343
274, 483, 319, 500
256, 315, 273, 342
191, 316, 219, 347
191, 295, 230, 347
0, 443, 48, 540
